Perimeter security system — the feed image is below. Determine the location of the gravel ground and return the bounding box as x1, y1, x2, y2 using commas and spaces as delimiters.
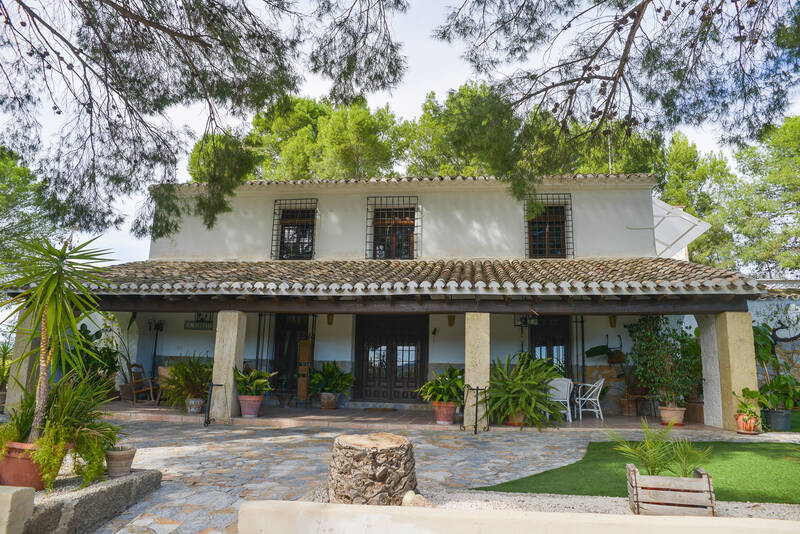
304, 484, 800, 521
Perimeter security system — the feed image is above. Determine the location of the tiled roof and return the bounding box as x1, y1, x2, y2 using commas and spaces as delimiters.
173, 174, 656, 192
91, 258, 762, 297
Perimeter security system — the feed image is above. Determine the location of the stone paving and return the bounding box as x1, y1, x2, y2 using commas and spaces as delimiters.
94, 421, 800, 534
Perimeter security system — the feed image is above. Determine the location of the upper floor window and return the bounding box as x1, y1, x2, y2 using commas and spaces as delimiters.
272, 199, 317, 260
526, 193, 573, 258
366, 196, 421, 259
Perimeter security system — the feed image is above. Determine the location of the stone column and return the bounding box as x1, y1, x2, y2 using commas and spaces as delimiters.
5, 311, 38, 412
695, 312, 759, 431
209, 311, 247, 422
463, 312, 490, 432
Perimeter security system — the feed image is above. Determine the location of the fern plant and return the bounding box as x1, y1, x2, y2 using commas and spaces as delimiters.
483, 354, 564, 430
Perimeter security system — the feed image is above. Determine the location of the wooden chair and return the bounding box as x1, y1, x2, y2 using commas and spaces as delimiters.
153, 366, 172, 407
126, 363, 155, 406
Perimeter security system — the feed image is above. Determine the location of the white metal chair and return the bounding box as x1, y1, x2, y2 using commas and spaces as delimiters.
548, 377, 573, 423
574, 378, 604, 421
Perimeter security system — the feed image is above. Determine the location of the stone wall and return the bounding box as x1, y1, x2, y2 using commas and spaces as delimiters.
22, 470, 161, 534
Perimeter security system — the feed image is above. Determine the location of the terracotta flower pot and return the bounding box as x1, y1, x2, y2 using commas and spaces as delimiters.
320, 392, 338, 410
0, 441, 71, 491
238, 394, 264, 418
431, 401, 457, 425
503, 412, 525, 426
185, 397, 205, 414
0, 441, 45, 490
734, 413, 759, 434
659, 405, 686, 426
105, 446, 137, 478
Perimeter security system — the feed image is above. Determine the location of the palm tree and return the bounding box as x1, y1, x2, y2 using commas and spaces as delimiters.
1, 239, 109, 442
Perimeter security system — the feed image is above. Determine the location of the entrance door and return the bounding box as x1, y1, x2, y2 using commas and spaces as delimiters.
355, 315, 428, 402
529, 315, 571, 371
273, 314, 309, 391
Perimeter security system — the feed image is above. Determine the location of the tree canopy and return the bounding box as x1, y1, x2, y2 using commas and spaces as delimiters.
2, 1, 798, 238
0, 148, 59, 265
729, 116, 800, 277
0, 0, 408, 238
436, 0, 799, 142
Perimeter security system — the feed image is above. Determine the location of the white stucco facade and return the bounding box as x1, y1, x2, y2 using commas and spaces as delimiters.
149, 179, 656, 261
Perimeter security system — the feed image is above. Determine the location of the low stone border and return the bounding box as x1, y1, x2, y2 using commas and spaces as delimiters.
22, 469, 161, 534
239, 500, 800, 534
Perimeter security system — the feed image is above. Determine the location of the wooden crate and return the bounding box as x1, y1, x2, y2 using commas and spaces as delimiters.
627, 464, 716, 516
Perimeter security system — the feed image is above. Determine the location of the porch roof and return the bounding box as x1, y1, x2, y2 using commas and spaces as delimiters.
91, 257, 761, 298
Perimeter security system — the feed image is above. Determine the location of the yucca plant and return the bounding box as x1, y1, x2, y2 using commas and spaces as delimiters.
1, 238, 109, 442
234, 368, 277, 396
483, 354, 564, 430
418, 367, 464, 405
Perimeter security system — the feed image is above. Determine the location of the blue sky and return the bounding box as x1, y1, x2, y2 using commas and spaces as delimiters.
78, 1, 800, 265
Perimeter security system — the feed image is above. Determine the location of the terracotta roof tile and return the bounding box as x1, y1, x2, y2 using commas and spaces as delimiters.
91, 258, 762, 297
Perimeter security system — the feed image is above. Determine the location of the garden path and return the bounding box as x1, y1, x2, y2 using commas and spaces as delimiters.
94, 421, 799, 534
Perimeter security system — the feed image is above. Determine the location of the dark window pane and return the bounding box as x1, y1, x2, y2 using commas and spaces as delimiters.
373, 207, 415, 259
528, 207, 566, 258
279, 209, 315, 259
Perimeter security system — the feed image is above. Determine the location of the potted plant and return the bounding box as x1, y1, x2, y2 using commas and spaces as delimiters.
309, 362, 354, 410
748, 324, 799, 431
483, 353, 564, 430
417, 367, 464, 425
234, 367, 277, 418
0, 238, 118, 491
0, 372, 120, 490
609, 419, 715, 516
626, 317, 700, 426
161, 356, 213, 413
105, 445, 137, 477
732, 392, 761, 434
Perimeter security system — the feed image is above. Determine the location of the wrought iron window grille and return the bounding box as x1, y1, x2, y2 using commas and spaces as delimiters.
365, 196, 421, 259
525, 193, 573, 258
272, 199, 318, 260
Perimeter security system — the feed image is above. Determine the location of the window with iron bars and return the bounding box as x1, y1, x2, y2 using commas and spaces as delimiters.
525, 193, 573, 259
272, 199, 318, 260
366, 196, 421, 259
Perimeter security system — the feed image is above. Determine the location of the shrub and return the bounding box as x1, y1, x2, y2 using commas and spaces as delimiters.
234, 368, 277, 396
418, 367, 464, 405
0, 372, 120, 490
161, 357, 213, 408
483, 354, 564, 430
309, 362, 354, 395
608, 418, 712, 477
625, 317, 700, 407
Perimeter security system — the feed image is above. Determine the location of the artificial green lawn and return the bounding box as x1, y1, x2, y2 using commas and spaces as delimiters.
480, 441, 800, 504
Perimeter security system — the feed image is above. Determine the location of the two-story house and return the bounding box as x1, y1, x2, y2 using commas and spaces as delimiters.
89, 174, 762, 431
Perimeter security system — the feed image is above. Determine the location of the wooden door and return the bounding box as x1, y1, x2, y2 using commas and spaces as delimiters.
355, 315, 428, 402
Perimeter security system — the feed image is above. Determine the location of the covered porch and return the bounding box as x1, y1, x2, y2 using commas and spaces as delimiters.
6, 257, 765, 432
